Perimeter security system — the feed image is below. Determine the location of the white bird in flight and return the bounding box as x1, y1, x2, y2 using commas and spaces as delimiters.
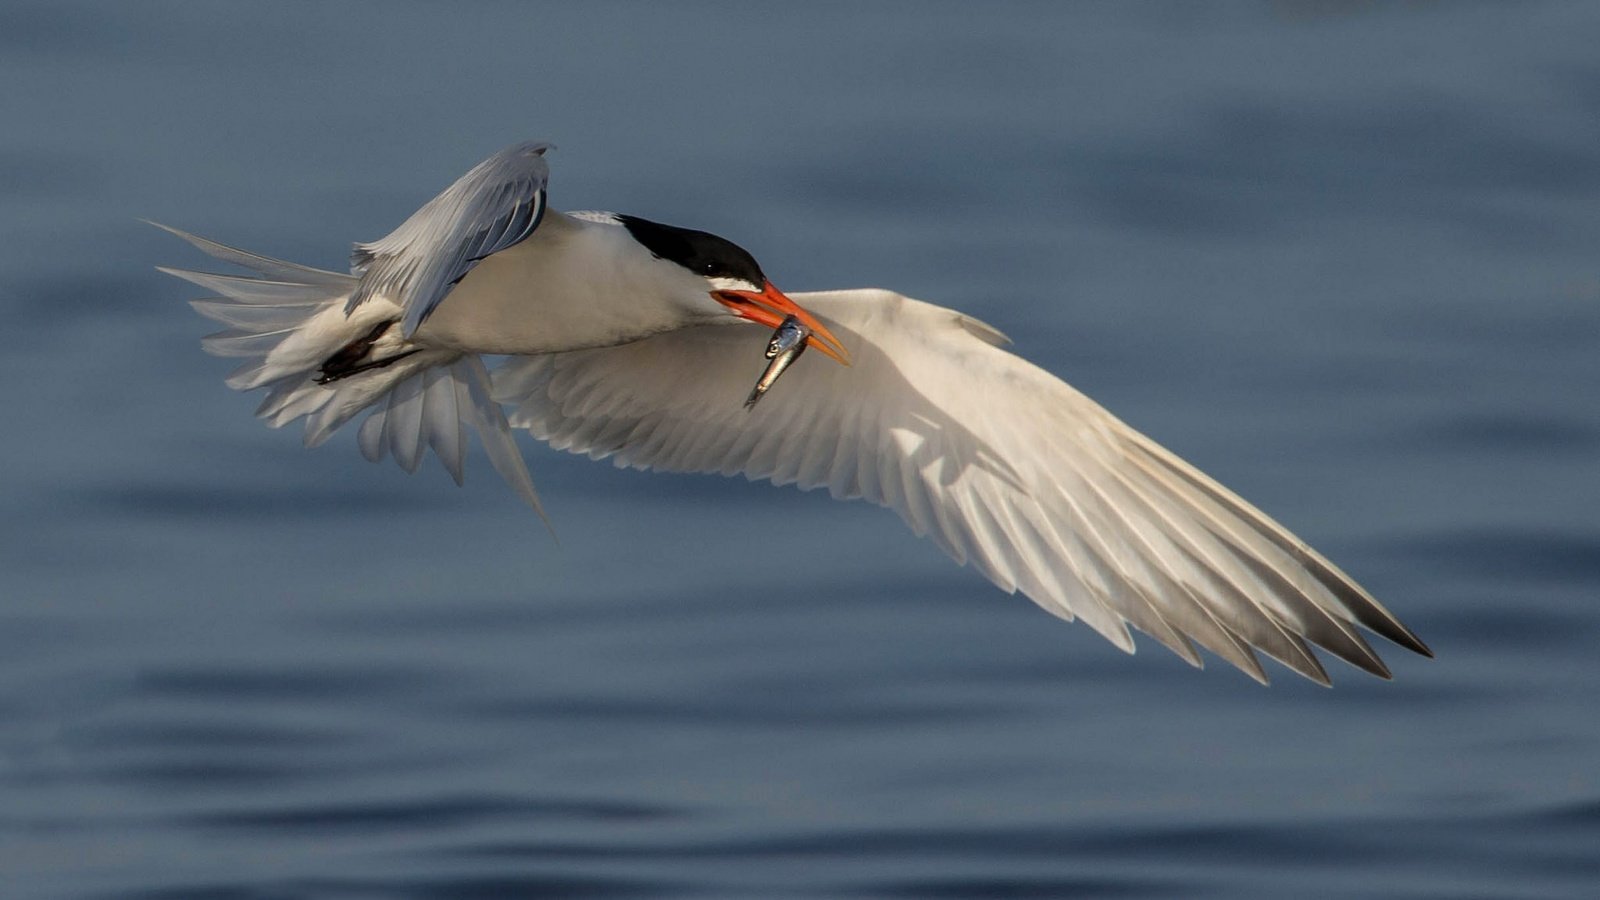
160, 140, 1430, 686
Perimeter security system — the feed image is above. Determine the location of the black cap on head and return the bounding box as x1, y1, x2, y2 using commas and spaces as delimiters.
617, 215, 766, 286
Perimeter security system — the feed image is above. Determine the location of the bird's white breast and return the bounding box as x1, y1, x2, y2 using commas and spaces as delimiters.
414, 210, 723, 355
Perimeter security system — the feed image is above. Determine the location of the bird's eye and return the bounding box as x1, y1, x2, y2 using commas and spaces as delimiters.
700, 261, 718, 275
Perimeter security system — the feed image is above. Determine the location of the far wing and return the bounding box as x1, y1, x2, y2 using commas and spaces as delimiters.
492, 289, 1430, 685
348, 141, 551, 337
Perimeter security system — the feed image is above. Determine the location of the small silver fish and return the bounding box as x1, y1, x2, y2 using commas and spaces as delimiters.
744, 315, 810, 409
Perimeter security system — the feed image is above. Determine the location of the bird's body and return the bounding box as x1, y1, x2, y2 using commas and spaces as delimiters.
161, 140, 1430, 685
420, 210, 730, 355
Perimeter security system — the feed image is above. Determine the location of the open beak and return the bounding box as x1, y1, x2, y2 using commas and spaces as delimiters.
712, 282, 851, 365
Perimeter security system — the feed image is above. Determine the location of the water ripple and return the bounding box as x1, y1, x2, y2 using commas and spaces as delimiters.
134, 664, 435, 702
1395, 528, 1600, 585
192, 794, 677, 834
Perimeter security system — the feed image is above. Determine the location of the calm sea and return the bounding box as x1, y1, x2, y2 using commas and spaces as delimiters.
1, 2, 1596, 897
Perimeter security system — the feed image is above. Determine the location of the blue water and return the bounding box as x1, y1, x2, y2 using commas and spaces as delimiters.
2, 2, 1598, 897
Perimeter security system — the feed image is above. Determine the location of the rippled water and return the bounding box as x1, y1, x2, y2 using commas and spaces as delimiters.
2, 2, 1598, 897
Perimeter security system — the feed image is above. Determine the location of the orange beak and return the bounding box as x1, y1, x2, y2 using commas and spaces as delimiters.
712, 282, 851, 365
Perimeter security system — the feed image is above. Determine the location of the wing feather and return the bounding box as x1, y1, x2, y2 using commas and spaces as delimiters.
492, 288, 1429, 683
347, 142, 552, 337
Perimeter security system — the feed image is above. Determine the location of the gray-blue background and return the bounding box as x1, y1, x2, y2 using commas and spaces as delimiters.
2, 2, 1596, 897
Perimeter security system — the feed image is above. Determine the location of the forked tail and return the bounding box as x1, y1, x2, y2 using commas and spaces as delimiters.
155, 223, 547, 522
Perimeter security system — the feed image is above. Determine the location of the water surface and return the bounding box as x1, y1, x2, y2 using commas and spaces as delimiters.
1, 2, 1597, 897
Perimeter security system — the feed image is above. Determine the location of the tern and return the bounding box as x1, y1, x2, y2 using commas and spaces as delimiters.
160, 140, 1430, 686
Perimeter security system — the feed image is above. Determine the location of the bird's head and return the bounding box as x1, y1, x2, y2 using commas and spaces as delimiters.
616, 215, 850, 364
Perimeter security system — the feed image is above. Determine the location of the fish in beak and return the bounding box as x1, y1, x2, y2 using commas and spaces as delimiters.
712, 281, 850, 364
712, 281, 851, 410
744, 314, 811, 409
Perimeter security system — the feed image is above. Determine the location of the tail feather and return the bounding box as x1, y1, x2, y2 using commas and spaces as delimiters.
147, 220, 352, 286
189, 299, 323, 331
158, 223, 548, 522
201, 327, 306, 360
163, 268, 341, 306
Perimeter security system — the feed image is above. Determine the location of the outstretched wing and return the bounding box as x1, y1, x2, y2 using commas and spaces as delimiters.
492, 288, 1430, 685
348, 141, 552, 337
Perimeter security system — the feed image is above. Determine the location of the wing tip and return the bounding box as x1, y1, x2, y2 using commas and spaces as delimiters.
1381, 621, 1434, 659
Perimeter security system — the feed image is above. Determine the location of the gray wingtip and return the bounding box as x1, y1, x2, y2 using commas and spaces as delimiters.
453, 356, 559, 540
